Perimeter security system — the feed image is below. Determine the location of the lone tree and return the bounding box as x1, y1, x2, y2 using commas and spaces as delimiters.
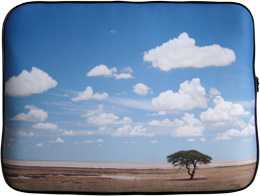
167, 150, 212, 180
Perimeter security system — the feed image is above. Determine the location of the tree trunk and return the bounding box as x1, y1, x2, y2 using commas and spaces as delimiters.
186, 162, 196, 180
189, 163, 196, 180
190, 173, 194, 180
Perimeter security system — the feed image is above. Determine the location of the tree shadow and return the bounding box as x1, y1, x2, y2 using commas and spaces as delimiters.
167, 177, 207, 181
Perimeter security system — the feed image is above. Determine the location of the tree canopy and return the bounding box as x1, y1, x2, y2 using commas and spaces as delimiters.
167, 150, 212, 180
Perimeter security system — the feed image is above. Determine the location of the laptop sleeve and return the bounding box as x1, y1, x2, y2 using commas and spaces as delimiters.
1, 1, 258, 194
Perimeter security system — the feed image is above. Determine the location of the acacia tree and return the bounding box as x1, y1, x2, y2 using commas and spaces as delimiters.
167, 150, 212, 180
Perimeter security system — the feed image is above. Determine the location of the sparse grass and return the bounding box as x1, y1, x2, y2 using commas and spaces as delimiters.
3, 163, 256, 193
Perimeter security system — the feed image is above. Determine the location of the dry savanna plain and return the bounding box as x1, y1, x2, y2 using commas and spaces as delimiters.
3, 162, 257, 193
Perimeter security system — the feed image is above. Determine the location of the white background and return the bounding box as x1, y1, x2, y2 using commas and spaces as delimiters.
0, 0, 259, 195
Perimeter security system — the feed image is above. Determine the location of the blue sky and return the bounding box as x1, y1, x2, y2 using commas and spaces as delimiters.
3, 2, 257, 162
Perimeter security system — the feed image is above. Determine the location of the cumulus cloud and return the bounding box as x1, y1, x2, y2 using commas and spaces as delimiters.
5, 67, 57, 97
250, 116, 255, 125
200, 96, 249, 128
171, 113, 205, 137
87, 112, 119, 126
83, 139, 104, 143
81, 105, 132, 127
143, 32, 235, 71
87, 64, 117, 77
133, 83, 151, 96
71, 86, 108, 102
158, 111, 167, 115
147, 111, 167, 116
241, 139, 252, 143
122, 67, 133, 73
17, 130, 34, 137
148, 113, 204, 137
152, 78, 208, 111
113, 125, 154, 137
87, 64, 133, 79
32, 123, 58, 130
110, 30, 116, 33
200, 137, 206, 142
63, 130, 75, 136
214, 123, 255, 141
114, 73, 133, 79
117, 117, 133, 125
50, 137, 64, 143
11, 105, 48, 122
209, 88, 221, 96
148, 118, 184, 127
62, 130, 93, 136
187, 138, 196, 142
35, 143, 43, 147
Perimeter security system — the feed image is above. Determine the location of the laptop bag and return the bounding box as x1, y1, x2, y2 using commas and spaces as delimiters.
1, 1, 258, 194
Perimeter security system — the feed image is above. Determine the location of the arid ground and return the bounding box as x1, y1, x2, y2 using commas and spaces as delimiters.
2, 163, 257, 193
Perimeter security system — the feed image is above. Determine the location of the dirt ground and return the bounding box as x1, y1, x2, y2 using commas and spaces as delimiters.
2, 163, 257, 193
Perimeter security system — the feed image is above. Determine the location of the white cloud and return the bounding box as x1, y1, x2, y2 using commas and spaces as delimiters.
117, 117, 133, 125
11, 105, 48, 122
86, 64, 133, 79
209, 88, 221, 96
5, 67, 57, 97
200, 137, 206, 142
125, 141, 136, 144
17, 130, 34, 137
148, 113, 206, 138
215, 129, 240, 141
87, 112, 119, 126
83, 139, 104, 143
158, 111, 166, 115
250, 116, 255, 125
143, 32, 235, 71
187, 138, 196, 142
110, 30, 116, 33
113, 125, 154, 137
241, 139, 252, 142
133, 83, 151, 96
148, 118, 184, 127
81, 105, 132, 127
200, 96, 249, 128
238, 100, 255, 109
35, 143, 43, 147
150, 140, 158, 143
50, 137, 64, 143
114, 73, 133, 79
122, 67, 133, 73
62, 130, 92, 136
148, 113, 205, 137
108, 97, 153, 111
215, 123, 255, 141
63, 130, 75, 136
152, 78, 208, 111
32, 123, 58, 130
147, 111, 167, 116
71, 86, 108, 102
96, 139, 104, 143
87, 64, 117, 77
172, 113, 205, 137
17, 130, 27, 137
81, 104, 103, 117
99, 126, 106, 131
115, 91, 128, 96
